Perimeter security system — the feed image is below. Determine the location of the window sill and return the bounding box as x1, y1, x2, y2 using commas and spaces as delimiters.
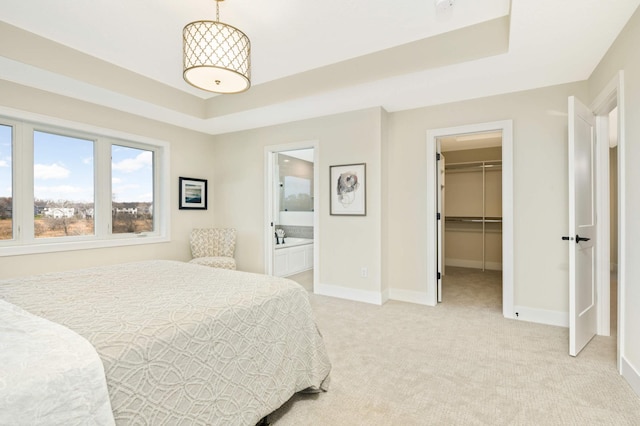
0, 234, 170, 257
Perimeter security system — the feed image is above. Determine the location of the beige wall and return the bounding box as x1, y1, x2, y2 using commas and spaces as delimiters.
0, 80, 215, 279
588, 5, 640, 390
387, 82, 588, 314
211, 107, 385, 298
0, 74, 591, 318
211, 81, 586, 316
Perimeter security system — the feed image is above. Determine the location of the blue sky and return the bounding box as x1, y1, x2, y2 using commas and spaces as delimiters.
111, 144, 153, 203
0, 126, 153, 203
0, 125, 10, 199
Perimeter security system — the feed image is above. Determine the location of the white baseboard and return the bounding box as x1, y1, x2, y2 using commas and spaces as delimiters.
314, 282, 385, 305
621, 356, 640, 398
388, 288, 433, 306
381, 288, 390, 305
445, 258, 502, 271
512, 305, 568, 327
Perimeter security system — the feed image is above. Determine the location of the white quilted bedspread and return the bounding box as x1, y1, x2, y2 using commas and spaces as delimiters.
0, 260, 331, 425
0, 299, 115, 425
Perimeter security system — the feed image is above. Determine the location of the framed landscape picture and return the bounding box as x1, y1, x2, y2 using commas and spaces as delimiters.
330, 163, 366, 216
179, 177, 207, 210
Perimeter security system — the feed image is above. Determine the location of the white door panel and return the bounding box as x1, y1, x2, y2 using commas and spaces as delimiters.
568, 96, 598, 357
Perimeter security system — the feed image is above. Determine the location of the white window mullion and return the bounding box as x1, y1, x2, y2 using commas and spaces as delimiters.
17, 123, 35, 244
95, 138, 111, 238
156, 144, 170, 238
0, 119, 20, 243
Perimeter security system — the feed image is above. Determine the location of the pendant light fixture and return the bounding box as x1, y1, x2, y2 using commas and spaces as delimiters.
183, 0, 251, 94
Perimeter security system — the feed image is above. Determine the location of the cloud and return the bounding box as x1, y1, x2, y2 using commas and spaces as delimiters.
112, 184, 147, 202
35, 185, 84, 194
112, 177, 123, 184
0, 159, 8, 167
82, 156, 93, 165
113, 183, 140, 192
112, 151, 152, 173
34, 163, 70, 180
34, 185, 93, 202
135, 192, 153, 202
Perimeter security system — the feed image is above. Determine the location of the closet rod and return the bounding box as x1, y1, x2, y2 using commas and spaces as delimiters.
445, 160, 502, 172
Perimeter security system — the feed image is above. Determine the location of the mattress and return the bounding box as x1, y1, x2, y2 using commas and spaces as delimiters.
0, 260, 331, 425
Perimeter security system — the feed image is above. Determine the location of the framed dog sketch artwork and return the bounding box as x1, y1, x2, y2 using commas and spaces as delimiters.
330, 163, 366, 216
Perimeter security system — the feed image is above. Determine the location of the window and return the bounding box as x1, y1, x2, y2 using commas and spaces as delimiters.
0, 115, 169, 256
282, 176, 312, 211
34, 131, 95, 238
111, 145, 154, 234
0, 124, 11, 241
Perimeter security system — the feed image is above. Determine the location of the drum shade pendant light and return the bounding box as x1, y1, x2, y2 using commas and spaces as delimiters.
183, 0, 251, 94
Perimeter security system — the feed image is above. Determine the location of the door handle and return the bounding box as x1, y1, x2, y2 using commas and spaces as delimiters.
562, 235, 591, 242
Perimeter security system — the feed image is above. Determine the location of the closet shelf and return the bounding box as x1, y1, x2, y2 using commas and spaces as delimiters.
445, 216, 502, 223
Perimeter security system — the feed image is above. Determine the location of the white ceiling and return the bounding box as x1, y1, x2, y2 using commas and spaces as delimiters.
440, 131, 503, 152
1, 0, 639, 135
280, 149, 315, 164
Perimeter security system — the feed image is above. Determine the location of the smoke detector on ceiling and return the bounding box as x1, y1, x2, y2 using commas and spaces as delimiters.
435, 0, 455, 13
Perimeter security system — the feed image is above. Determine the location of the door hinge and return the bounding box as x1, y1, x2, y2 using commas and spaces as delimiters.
437, 272, 441, 280
437, 213, 441, 220
436, 152, 441, 161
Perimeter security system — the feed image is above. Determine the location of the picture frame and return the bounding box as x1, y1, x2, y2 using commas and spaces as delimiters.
330, 163, 366, 216
179, 177, 208, 210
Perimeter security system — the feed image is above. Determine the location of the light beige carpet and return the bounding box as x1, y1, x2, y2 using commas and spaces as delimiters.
269, 267, 640, 425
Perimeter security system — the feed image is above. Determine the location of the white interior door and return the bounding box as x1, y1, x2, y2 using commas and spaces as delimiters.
436, 147, 445, 302
568, 96, 598, 357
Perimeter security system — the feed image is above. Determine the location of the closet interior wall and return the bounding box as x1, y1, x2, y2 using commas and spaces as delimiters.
443, 147, 503, 271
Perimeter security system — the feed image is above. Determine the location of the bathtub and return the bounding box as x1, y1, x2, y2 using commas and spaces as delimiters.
275, 237, 313, 249
274, 238, 314, 277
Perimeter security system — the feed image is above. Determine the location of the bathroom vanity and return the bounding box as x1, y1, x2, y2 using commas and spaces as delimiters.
274, 238, 313, 277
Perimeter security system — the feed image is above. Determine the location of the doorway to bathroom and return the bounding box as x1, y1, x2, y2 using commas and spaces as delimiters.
264, 141, 319, 292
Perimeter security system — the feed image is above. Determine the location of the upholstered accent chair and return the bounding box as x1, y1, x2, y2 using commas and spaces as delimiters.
188, 228, 237, 270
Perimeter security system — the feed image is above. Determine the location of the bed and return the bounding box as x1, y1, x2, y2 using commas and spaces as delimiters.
0, 260, 331, 425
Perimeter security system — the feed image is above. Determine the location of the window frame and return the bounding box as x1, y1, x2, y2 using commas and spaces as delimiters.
0, 110, 170, 256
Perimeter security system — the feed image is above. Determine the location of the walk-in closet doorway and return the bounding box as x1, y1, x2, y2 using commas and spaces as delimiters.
439, 132, 503, 312
426, 120, 514, 318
